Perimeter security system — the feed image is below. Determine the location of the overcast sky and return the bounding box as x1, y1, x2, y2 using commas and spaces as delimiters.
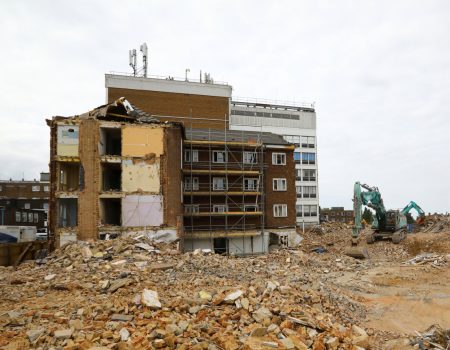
1, 1, 449, 213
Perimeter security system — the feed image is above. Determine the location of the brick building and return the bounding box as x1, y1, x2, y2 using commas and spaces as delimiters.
320, 207, 354, 224
47, 98, 298, 253
0, 173, 49, 230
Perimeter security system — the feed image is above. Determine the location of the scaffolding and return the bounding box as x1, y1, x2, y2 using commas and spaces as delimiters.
182, 115, 266, 255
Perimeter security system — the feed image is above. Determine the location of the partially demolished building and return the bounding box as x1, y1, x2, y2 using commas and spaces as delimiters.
47, 99, 183, 247
48, 98, 298, 254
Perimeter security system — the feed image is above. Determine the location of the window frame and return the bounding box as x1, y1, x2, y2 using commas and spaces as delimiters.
244, 204, 258, 212
184, 204, 200, 214
213, 150, 227, 163
32, 185, 40, 192
273, 204, 288, 218
185, 149, 199, 163
184, 176, 199, 191
212, 177, 228, 191
15, 211, 21, 222
213, 204, 228, 213
272, 152, 286, 165
243, 151, 257, 164
243, 178, 258, 191
272, 178, 287, 191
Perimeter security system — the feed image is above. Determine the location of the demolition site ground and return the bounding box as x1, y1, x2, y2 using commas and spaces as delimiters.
0, 218, 449, 349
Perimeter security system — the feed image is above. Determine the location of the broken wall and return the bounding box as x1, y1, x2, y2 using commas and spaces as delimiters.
122, 159, 160, 193
122, 126, 164, 157
57, 125, 79, 156
122, 195, 163, 227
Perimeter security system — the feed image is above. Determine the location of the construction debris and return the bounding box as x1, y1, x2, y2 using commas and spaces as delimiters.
402, 253, 449, 267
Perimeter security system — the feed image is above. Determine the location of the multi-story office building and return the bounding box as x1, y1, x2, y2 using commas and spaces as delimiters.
229, 98, 319, 226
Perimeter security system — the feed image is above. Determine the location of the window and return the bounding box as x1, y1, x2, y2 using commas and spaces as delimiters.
301, 152, 316, 165
272, 153, 286, 165
294, 152, 301, 162
295, 169, 301, 179
184, 177, 199, 191
22, 212, 27, 222
0, 185, 2, 191
15, 212, 21, 222
185, 205, 199, 214
24, 203, 30, 209
185, 149, 199, 162
213, 151, 227, 163
300, 136, 315, 148
33, 213, 39, 223
213, 205, 228, 213
296, 186, 302, 197
273, 204, 288, 217
304, 205, 318, 217
43, 186, 50, 192
213, 177, 227, 191
302, 169, 316, 181
303, 186, 317, 198
244, 178, 258, 191
244, 204, 258, 212
273, 178, 287, 191
32, 185, 40, 192
283, 135, 300, 146
243, 152, 257, 164
43, 203, 49, 210
296, 205, 303, 217
28, 213, 33, 222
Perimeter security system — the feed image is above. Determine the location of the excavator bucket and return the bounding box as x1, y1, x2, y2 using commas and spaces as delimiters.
345, 247, 369, 259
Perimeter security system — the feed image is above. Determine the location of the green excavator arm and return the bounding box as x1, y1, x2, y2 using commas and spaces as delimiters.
401, 201, 425, 216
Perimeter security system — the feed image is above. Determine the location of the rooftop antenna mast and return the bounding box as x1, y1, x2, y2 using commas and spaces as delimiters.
128, 42, 149, 77
129, 49, 137, 76
140, 43, 148, 78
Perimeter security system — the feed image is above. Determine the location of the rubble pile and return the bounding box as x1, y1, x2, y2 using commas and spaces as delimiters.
402, 253, 449, 267
409, 324, 450, 349
421, 215, 450, 233
0, 236, 373, 349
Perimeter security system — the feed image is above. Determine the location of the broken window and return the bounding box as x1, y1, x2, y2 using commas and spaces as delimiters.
101, 163, 121, 191
100, 127, 121, 156
58, 198, 78, 227
100, 198, 121, 226
59, 163, 80, 191
32, 185, 40, 192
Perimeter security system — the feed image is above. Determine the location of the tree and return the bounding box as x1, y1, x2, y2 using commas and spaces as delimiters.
362, 208, 374, 224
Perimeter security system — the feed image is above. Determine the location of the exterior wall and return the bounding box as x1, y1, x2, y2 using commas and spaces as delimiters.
122, 126, 164, 157
106, 74, 232, 131
108, 87, 230, 130
264, 148, 297, 228
230, 104, 319, 226
77, 119, 99, 241
321, 207, 354, 224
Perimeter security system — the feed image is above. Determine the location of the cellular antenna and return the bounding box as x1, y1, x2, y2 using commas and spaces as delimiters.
140, 43, 148, 77
129, 49, 137, 76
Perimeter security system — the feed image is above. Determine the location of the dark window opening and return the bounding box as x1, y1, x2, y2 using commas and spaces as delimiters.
213, 238, 227, 254
100, 128, 121, 156
102, 163, 121, 191
59, 163, 80, 191
100, 198, 121, 226
58, 198, 77, 227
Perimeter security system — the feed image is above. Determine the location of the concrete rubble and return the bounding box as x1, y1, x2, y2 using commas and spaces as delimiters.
0, 224, 448, 349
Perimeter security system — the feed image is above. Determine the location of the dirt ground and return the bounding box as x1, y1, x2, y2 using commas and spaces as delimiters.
302, 228, 450, 347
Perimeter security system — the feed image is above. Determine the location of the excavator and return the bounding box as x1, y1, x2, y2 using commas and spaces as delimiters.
346, 182, 408, 258
401, 201, 426, 226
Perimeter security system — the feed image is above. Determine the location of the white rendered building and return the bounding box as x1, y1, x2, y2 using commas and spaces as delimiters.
229, 98, 319, 226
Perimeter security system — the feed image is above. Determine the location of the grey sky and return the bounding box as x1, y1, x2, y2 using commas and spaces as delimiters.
1, 1, 449, 213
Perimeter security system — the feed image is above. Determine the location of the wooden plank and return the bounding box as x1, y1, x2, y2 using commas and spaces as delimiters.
13, 242, 33, 267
